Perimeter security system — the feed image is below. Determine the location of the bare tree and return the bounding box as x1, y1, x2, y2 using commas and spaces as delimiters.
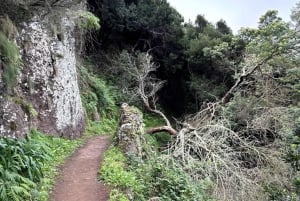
116, 51, 177, 135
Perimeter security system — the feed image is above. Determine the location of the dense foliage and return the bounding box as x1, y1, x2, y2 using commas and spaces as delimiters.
88, 0, 240, 115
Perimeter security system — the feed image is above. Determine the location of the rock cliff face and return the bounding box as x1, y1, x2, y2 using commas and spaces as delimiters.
0, 1, 86, 138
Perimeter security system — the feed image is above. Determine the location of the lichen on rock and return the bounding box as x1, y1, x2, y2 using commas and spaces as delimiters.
0, 1, 86, 138
0, 98, 29, 138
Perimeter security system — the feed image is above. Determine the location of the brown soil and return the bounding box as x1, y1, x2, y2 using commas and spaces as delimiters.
50, 135, 111, 201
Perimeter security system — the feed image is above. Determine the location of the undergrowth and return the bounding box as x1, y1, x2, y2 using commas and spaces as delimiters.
99, 146, 213, 201
143, 113, 173, 148
79, 64, 119, 136
0, 131, 50, 201
85, 118, 117, 136
79, 65, 117, 117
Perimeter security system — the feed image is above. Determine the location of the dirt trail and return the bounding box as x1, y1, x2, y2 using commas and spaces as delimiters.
50, 135, 111, 201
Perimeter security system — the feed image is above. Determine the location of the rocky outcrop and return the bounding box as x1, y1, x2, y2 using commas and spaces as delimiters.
0, 1, 86, 138
116, 103, 144, 155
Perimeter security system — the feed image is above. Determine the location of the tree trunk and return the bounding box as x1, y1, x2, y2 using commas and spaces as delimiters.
146, 126, 178, 135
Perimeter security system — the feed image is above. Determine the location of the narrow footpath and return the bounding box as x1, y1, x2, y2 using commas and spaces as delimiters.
50, 135, 111, 201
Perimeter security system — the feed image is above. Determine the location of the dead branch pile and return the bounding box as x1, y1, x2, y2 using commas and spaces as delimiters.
168, 107, 293, 201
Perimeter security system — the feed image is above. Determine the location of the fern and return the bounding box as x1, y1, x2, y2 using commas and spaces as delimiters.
0, 165, 35, 201
0, 131, 51, 201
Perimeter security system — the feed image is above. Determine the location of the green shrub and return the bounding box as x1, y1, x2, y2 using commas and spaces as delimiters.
293, 176, 300, 194
79, 65, 119, 137
77, 11, 100, 30
189, 76, 227, 101
99, 147, 139, 190
287, 135, 300, 170
0, 129, 84, 201
143, 113, 172, 148
132, 156, 213, 201
143, 113, 165, 129
284, 111, 300, 199
264, 183, 298, 201
256, 107, 300, 200
0, 165, 36, 201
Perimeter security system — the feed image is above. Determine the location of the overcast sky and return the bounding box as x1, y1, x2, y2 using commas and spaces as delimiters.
167, 0, 298, 33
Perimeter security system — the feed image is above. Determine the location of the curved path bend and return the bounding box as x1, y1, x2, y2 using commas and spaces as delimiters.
50, 135, 111, 201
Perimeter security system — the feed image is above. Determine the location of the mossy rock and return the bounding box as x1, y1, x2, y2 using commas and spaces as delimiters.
116, 103, 144, 155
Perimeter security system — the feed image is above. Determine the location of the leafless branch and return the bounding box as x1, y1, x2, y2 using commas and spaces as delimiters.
119, 51, 178, 135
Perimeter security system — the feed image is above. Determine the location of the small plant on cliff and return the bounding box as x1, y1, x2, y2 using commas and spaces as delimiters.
0, 16, 21, 91
0, 16, 18, 40
77, 11, 100, 30
0, 32, 21, 91
11, 97, 38, 118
